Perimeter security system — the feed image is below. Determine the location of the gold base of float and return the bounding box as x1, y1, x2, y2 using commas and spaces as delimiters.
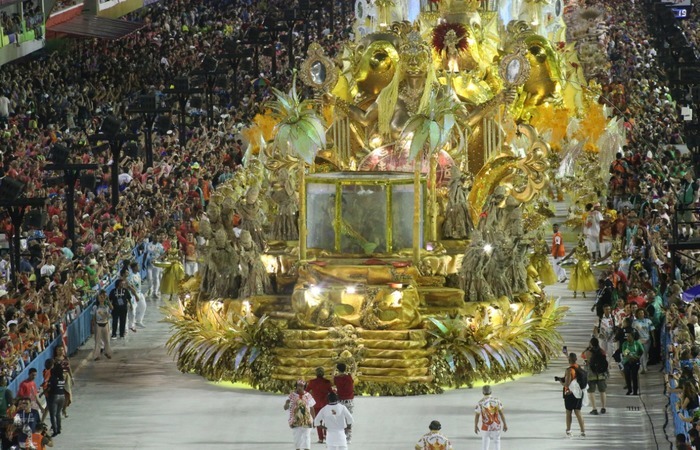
166, 255, 566, 396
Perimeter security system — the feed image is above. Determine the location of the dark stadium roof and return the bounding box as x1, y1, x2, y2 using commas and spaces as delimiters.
47, 15, 144, 40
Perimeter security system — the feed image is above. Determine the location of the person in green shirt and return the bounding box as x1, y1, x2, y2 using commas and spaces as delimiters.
622, 332, 644, 395
85, 260, 100, 288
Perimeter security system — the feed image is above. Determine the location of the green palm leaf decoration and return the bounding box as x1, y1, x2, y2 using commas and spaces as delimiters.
426, 297, 567, 387
401, 87, 460, 161
268, 76, 327, 164
162, 302, 284, 390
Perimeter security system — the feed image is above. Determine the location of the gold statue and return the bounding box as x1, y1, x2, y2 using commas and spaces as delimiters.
331, 28, 512, 145
238, 230, 272, 299
442, 165, 474, 239
269, 168, 299, 241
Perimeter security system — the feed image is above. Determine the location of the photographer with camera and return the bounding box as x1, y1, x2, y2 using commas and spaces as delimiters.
556, 353, 586, 438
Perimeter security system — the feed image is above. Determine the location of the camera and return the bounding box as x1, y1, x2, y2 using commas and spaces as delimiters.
554, 376, 563, 382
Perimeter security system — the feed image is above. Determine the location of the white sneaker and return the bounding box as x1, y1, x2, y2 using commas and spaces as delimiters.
136, 323, 146, 328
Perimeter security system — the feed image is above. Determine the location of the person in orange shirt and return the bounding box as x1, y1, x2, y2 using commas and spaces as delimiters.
551, 224, 568, 283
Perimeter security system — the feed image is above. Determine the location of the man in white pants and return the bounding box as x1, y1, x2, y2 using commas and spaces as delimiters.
146, 237, 164, 298
474, 385, 508, 450
314, 393, 353, 450
128, 262, 147, 328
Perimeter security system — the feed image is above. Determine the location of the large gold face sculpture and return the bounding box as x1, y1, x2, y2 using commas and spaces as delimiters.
353, 34, 401, 97
400, 30, 432, 77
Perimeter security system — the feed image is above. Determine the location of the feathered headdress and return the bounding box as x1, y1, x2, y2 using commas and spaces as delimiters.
431, 23, 469, 54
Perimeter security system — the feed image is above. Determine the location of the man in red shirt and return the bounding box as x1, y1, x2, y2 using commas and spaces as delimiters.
307, 367, 333, 444
18, 368, 45, 416
333, 363, 354, 443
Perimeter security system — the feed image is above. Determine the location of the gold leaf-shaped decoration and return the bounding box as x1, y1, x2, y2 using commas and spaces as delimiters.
501, 124, 550, 203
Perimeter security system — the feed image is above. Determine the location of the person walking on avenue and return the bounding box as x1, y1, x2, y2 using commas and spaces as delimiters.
474, 385, 508, 450
314, 392, 353, 450
557, 353, 586, 438
632, 308, 655, 373
622, 331, 644, 395
284, 380, 316, 450
333, 363, 355, 443
582, 337, 608, 415
307, 367, 333, 443
47, 363, 66, 437
146, 234, 165, 298
129, 262, 147, 328
109, 278, 132, 339
551, 223, 567, 282
92, 290, 112, 360
416, 420, 453, 450
594, 304, 617, 358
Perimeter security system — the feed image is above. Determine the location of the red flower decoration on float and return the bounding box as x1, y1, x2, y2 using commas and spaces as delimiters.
431, 22, 469, 54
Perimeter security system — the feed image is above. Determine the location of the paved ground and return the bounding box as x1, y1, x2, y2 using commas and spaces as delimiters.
48, 276, 670, 450
51, 200, 671, 449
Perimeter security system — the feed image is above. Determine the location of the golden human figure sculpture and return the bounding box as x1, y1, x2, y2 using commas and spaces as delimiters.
331, 28, 513, 145
442, 165, 474, 239
238, 230, 272, 299
269, 168, 299, 241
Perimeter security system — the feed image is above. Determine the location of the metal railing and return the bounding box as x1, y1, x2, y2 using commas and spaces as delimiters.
6, 241, 150, 395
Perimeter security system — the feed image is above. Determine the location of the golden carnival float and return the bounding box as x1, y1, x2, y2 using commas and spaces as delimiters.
164, 0, 624, 394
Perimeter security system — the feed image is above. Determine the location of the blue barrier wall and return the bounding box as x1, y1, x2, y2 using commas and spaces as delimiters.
7, 242, 151, 396
8, 339, 59, 396
664, 323, 692, 438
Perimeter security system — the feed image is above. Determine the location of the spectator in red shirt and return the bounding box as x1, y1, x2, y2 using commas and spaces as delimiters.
17, 368, 45, 416
333, 363, 354, 443
307, 367, 333, 444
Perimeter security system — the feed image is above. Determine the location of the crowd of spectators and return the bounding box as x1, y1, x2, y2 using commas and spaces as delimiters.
0, 0, 42, 42
567, 0, 700, 445
0, 0, 695, 444
0, 0, 352, 445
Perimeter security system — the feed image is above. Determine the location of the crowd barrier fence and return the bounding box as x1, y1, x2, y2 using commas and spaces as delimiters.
664, 323, 692, 439
7, 242, 150, 395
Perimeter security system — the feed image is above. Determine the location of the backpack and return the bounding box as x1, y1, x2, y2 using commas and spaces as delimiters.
589, 348, 609, 375
573, 366, 588, 390
0, 387, 8, 418
611, 159, 627, 174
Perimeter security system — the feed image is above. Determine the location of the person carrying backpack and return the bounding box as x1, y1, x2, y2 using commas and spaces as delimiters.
582, 337, 608, 416
556, 353, 586, 438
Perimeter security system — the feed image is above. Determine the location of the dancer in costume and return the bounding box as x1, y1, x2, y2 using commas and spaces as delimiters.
530, 232, 557, 285
562, 235, 598, 298
152, 248, 185, 303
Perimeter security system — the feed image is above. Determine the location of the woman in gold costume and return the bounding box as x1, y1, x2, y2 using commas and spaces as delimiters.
153, 248, 185, 302
530, 232, 557, 285
562, 235, 598, 298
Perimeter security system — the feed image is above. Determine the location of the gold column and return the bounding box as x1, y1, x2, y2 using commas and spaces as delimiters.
429, 152, 438, 242
334, 183, 342, 252
413, 161, 421, 265
299, 167, 307, 261
386, 185, 393, 253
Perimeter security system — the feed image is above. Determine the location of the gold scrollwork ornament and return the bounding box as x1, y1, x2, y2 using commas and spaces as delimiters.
299, 43, 339, 94
498, 46, 532, 87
